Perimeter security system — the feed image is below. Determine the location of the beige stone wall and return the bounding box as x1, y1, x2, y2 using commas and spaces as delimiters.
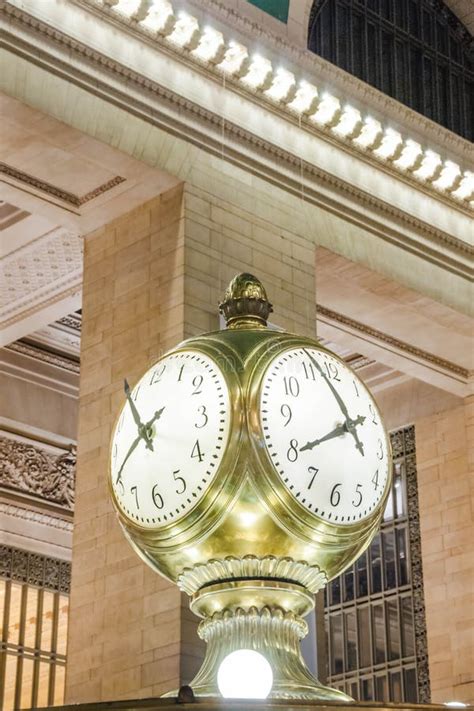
415, 396, 474, 704
67, 177, 318, 703
66, 186, 188, 703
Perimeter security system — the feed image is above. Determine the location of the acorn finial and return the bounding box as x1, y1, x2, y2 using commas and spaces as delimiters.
219, 273, 273, 328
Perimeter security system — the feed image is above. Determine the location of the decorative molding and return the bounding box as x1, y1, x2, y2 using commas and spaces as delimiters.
0, 435, 76, 510
0, 544, 71, 593
317, 305, 471, 380
178, 555, 328, 595
0, 502, 73, 530
396, 424, 431, 704
0, 226, 83, 328
76, 0, 473, 204
57, 313, 82, 332
4, 340, 80, 373
0, 162, 126, 207
2, 14, 472, 283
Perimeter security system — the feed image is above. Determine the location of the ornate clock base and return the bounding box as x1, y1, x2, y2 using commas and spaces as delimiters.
163, 579, 352, 702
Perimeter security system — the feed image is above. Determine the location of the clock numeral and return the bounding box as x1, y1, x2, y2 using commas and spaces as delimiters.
113, 443, 118, 462
369, 403, 378, 425
173, 470, 186, 495
117, 412, 125, 433
283, 376, 300, 398
150, 365, 166, 386
376, 438, 384, 460
353, 380, 360, 398
352, 483, 363, 507
307, 466, 319, 490
324, 361, 341, 382
330, 483, 342, 507
132, 386, 140, 402
195, 405, 208, 429
177, 364, 185, 382
302, 362, 316, 381
131, 485, 139, 509
191, 439, 205, 463
286, 439, 299, 463
192, 375, 203, 395
151, 484, 164, 509
280, 404, 292, 427
372, 469, 379, 490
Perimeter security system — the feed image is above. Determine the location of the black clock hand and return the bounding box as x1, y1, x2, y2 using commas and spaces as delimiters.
345, 415, 366, 456
115, 434, 141, 487
300, 422, 347, 451
124, 378, 154, 450
302, 349, 350, 420
301, 351, 366, 457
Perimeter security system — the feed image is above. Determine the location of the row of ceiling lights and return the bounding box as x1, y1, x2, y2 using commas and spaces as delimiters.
99, 0, 473, 204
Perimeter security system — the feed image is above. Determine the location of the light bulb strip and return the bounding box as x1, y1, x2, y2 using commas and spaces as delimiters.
94, 0, 472, 205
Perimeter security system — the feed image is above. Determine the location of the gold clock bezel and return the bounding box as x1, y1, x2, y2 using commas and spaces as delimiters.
247, 336, 393, 545
108, 338, 244, 548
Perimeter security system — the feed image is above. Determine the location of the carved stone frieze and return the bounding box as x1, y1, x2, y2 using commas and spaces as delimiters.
0, 436, 76, 510
317, 304, 471, 380
0, 226, 83, 328
402, 425, 431, 704
1, 2, 472, 287
5, 340, 80, 373
0, 162, 125, 207
0, 544, 71, 593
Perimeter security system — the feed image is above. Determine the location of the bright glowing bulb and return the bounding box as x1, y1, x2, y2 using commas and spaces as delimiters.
414, 150, 442, 181
451, 171, 474, 201
433, 161, 462, 191
354, 116, 383, 149
168, 12, 200, 49
311, 93, 341, 127
265, 67, 296, 103
217, 650, 273, 699
242, 55, 273, 91
332, 105, 362, 138
444, 703, 468, 708
218, 41, 249, 76
193, 27, 225, 63
374, 128, 403, 160
288, 80, 319, 115
140, 0, 175, 35
113, 0, 142, 15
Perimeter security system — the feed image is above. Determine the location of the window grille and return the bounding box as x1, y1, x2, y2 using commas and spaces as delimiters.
0, 547, 71, 710
324, 425, 430, 702
308, 0, 473, 141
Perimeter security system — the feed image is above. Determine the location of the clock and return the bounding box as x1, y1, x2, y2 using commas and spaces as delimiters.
109, 350, 231, 528
258, 346, 390, 526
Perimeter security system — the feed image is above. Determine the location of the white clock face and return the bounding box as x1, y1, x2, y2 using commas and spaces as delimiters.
110, 351, 230, 528
260, 347, 390, 525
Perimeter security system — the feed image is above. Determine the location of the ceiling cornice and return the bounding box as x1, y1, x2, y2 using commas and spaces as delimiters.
1, 5, 472, 286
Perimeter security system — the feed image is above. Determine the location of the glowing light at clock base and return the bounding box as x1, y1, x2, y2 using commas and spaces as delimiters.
217, 649, 273, 699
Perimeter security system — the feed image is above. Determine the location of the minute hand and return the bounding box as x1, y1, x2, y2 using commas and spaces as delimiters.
302, 349, 349, 419
302, 349, 365, 457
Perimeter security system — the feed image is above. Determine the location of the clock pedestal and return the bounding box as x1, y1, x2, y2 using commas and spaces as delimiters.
176, 578, 351, 701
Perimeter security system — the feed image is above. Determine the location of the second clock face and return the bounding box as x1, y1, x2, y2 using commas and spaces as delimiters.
110, 351, 231, 528
259, 347, 390, 525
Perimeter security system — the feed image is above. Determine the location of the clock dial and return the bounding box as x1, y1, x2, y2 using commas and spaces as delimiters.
259, 347, 390, 525
110, 351, 230, 528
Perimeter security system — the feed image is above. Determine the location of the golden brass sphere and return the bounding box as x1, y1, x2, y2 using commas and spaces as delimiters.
110, 273, 392, 701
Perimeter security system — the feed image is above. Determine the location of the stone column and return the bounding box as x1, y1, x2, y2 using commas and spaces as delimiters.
415, 396, 474, 705
66, 177, 319, 703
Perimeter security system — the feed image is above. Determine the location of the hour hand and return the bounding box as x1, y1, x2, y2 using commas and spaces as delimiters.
346, 415, 366, 456
300, 422, 347, 452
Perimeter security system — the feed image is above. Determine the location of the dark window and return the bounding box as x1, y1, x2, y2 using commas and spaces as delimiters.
308, 0, 474, 140
324, 425, 431, 702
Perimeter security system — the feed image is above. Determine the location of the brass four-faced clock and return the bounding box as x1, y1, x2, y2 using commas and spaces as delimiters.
109, 274, 392, 701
